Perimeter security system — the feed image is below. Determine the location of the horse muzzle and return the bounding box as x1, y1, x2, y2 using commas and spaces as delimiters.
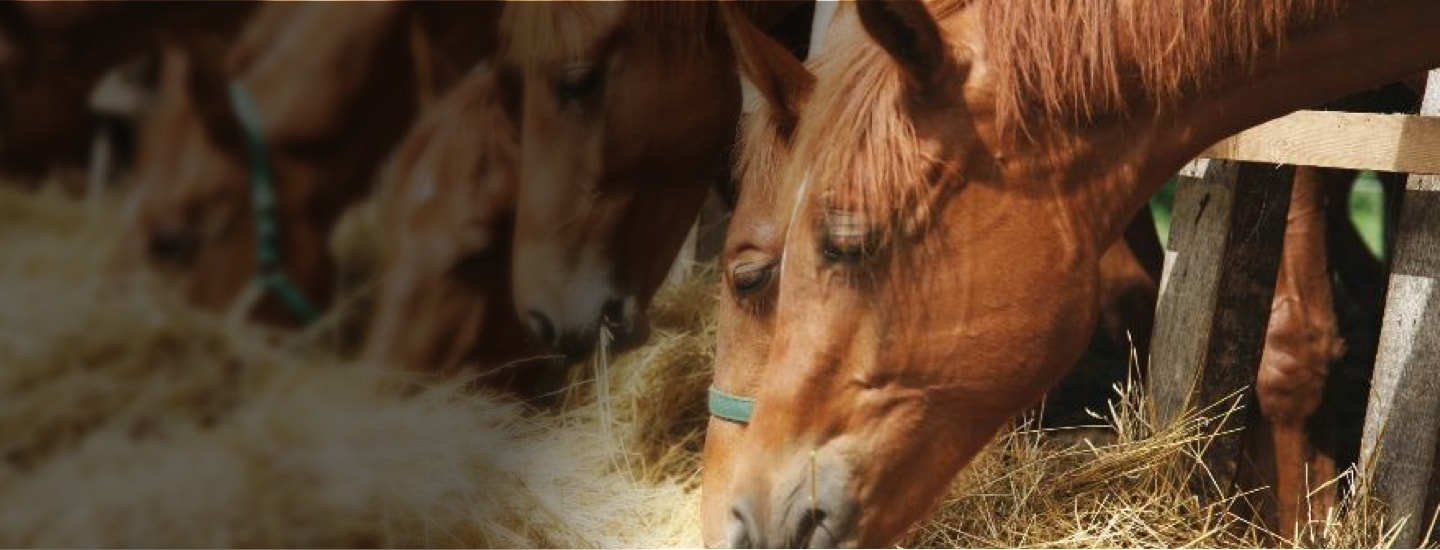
725, 452, 860, 548
523, 292, 649, 361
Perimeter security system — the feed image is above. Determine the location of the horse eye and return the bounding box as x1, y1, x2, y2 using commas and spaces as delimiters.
556, 64, 604, 103
820, 211, 878, 264
731, 260, 776, 296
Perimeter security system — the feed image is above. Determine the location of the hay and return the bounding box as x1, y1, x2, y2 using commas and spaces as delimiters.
902, 381, 1403, 548
0, 181, 1411, 548
0, 183, 701, 548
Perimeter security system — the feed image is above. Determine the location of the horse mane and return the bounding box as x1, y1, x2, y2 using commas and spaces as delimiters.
735, 88, 800, 205
498, 3, 723, 67
981, 0, 1346, 134
787, 1, 968, 245
794, 0, 1350, 242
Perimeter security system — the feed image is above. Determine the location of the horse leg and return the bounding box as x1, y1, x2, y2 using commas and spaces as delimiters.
1256, 166, 1348, 540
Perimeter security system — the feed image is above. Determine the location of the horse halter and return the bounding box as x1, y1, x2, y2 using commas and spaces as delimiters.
226, 81, 321, 325
709, 385, 755, 424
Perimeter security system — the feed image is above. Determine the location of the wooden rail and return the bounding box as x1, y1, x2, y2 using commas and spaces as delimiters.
1202, 110, 1440, 174
1154, 74, 1440, 547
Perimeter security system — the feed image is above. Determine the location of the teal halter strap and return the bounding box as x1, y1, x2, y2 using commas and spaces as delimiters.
708, 385, 756, 425
227, 82, 320, 325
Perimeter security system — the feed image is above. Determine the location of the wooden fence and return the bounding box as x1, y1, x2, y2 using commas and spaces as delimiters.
1150, 69, 1440, 546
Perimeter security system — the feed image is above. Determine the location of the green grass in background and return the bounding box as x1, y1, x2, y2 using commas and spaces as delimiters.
1348, 172, 1385, 259
1149, 171, 1386, 260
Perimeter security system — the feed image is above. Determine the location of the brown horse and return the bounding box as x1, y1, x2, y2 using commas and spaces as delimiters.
721, 1, 1440, 546
117, 3, 499, 327
497, 2, 807, 361
703, 5, 1165, 545
702, 6, 818, 546
361, 62, 562, 396
0, 2, 254, 179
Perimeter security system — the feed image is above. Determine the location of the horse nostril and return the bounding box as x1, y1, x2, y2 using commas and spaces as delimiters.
148, 229, 198, 265
526, 310, 556, 347
728, 500, 760, 549
600, 296, 627, 326
788, 507, 827, 548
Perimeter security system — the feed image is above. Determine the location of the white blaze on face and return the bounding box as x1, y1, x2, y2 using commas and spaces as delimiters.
774, 3, 835, 278
779, 172, 813, 279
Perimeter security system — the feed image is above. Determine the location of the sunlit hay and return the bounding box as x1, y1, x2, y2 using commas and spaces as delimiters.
900, 375, 1406, 549
554, 267, 721, 486
0, 184, 705, 548
1287, 468, 1406, 549
901, 379, 1259, 548
611, 268, 719, 485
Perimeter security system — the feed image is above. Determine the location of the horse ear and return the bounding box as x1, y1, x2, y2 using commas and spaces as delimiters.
721, 3, 815, 136
170, 42, 246, 152
856, 0, 947, 86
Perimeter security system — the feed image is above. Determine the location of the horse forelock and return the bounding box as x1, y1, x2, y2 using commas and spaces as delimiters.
786, 5, 947, 250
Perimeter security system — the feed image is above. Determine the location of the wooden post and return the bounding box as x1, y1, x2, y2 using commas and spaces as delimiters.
1147, 159, 1296, 494
1359, 70, 1440, 549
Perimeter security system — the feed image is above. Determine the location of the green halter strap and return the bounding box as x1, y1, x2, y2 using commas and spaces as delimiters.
708, 385, 756, 425
227, 82, 320, 325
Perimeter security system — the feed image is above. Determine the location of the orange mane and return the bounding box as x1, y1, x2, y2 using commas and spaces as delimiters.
981, 0, 1346, 132
792, 0, 1351, 242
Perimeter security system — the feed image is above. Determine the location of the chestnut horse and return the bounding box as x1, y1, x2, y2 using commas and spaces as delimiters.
361, 63, 564, 397
702, 6, 1164, 545
0, 2, 254, 179
117, 2, 499, 327
721, 1, 1440, 546
702, 6, 818, 545
497, 2, 808, 361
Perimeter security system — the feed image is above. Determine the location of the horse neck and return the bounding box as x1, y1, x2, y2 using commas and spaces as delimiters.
1060, 0, 1440, 252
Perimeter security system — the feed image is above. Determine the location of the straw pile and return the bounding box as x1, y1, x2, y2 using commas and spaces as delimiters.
0, 181, 1410, 548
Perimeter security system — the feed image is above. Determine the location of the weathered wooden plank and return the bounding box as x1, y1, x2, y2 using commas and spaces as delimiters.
1148, 159, 1296, 495
1359, 72, 1440, 548
1201, 111, 1440, 175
